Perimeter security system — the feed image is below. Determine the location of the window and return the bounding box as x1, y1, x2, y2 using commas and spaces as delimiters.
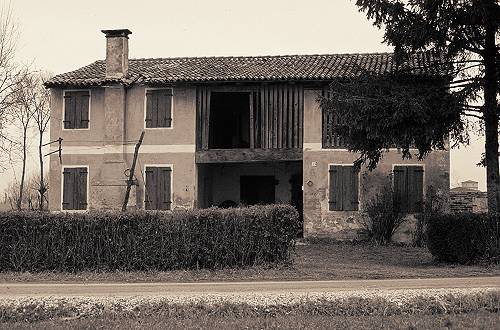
393, 165, 424, 213
329, 165, 359, 211
145, 89, 173, 128
62, 167, 88, 210
145, 166, 172, 210
64, 90, 90, 129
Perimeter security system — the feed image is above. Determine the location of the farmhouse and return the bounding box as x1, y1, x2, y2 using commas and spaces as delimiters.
45, 29, 450, 238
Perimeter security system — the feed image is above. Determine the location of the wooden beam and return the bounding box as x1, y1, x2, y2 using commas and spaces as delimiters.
293, 85, 299, 148
284, 85, 288, 148
249, 92, 254, 149
122, 131, 145, 211
196, 148, 303, 163
298, 84, 304, 148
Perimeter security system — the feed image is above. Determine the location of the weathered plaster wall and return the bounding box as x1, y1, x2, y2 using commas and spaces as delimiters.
302, 89, 450, 239
48, 85, 197, 211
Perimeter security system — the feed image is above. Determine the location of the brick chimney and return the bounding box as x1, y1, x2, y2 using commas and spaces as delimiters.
101, 29, 132, 78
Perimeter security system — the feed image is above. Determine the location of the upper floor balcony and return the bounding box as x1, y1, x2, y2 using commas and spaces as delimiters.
195, 83, 304, 163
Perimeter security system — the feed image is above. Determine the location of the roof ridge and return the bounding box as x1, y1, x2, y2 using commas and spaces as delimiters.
128, 52, 397, 62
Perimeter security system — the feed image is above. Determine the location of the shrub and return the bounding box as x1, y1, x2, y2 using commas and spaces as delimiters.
0, 204, 299, 272
362, 184, 407, 245
413, 185, 447, 247
427, 212, 500, 264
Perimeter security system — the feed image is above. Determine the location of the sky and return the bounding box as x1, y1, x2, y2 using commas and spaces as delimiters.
0, 0, 486, 193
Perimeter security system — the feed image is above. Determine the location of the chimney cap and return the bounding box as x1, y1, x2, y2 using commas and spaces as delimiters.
101, 29, 132, 38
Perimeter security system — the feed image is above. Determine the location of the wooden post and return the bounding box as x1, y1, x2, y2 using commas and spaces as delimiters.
122, 131, 145, 211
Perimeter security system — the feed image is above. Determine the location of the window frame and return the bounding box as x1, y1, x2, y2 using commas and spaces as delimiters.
60, 165, 89, 212
143, 88, 174, 130
62, 89, 91, 131
143, 164, 174, 210
391, 164, 425, 213
327, 163, 360, 212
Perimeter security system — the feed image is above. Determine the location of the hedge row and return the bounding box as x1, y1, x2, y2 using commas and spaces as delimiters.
427, 212, 500, 264
0, 205, 299, 272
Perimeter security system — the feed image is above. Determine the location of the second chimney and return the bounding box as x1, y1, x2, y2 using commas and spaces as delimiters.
101, 29, 132, 78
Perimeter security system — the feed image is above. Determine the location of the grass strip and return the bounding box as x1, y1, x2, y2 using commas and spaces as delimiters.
0, 289, 498, 323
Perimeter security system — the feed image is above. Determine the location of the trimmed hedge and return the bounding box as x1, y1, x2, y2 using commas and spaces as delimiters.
0, 205, 299, 272
427, 212, 500, 264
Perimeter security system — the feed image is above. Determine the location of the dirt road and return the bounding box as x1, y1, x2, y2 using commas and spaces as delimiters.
1, 276, 499, 297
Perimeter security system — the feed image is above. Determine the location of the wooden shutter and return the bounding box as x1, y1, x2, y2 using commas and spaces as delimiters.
347, 166, 359, 211
146, 89, 173, 128
159, 90, 173, 128
63, 94, 74, 129
62, 167, 87, 210
393, 166, 424, 213
145, 167, 156, 209
408, 166, 424, 212
145, 91, 154, 128
62, 168, 75, 210
158, 167, 172, 210
78, 92, 90, 129
329, 165, 342, 211
77, 168, 88, 210
393, 166, 408, 213
64, 91, 89, 129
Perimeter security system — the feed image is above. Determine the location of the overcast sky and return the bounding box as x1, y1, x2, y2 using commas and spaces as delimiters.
0, 0, 486, 193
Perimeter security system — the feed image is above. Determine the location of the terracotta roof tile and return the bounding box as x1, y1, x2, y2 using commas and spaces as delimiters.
45, 52, 451, 87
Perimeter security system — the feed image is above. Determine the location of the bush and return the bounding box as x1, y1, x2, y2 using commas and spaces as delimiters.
363, 184, 407, 245
427, 212, 500, 264
0, 205, 299, 272
413, 185, 447, 247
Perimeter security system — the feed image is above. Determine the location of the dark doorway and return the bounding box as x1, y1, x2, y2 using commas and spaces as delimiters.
290, 173, 303, 237
240, 176, 276, 205
209, 92, 250, 149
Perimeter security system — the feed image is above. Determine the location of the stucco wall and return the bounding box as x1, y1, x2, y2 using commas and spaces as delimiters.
48, 85, 197, 211
302, 89, 450, 239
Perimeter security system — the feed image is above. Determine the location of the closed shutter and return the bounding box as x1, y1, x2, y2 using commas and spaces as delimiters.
329, 165, 341, 211
145, 167, 172, 210
348, 166, 359, 211
145, 92, 154, 128
62, 168, 75, 210
78, 92, 90, 129
77, 168, 88, 210
64, 91, 89, 129
159, 90, 173, 127
62, 167, 88, 210
145, 167, 156, 209
393, 166, 424, 213
63, 94, 74, 129
329, 165, 359, 211
408, 166, 424, 212
158, 167, 172, 210
393, 166, 408, 213
145, 89, 173, 128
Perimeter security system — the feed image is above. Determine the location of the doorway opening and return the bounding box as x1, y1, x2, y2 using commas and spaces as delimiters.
240, 175, 276, 205
209, 92, 250, 149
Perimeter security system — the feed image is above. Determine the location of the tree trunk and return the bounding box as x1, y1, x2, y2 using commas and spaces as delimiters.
483, 9, 499, 213
17, 125, 28, 211
38, 131, 45, 211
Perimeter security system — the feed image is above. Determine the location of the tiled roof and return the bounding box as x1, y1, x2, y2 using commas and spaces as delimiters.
45, 52, 450, 87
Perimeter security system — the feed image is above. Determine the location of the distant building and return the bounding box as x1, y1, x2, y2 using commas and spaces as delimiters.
450, 180, 487, 213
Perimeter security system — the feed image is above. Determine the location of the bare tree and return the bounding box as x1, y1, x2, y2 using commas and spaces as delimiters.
27, 72, 51, 210
0, 2, 25, 169
11, 74, 37, 210
4, 172, 48, 210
